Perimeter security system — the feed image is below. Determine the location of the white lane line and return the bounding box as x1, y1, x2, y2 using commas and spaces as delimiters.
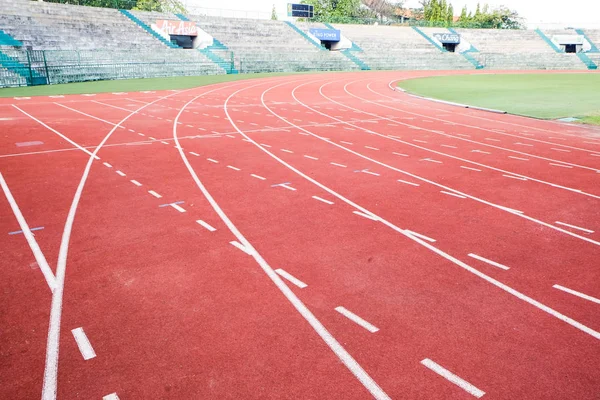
189, 152, 200, 156
485, 138, 501, 142
421, 158, 442, 164
260, 143, 272, 147
230, 240, 254, 255
421, 359, 485, 398
331, 162, 347, 168
128, 129, 135, 133
353, 210, 379, 221
225, 134, 236, 138
362, 170, 380, 176
0, 173, 56, 291
280, 184, 296, 191
160, 141, 169, 145
404, 230, 435, 242
138, 133, 145, 136
227, 165, 241, 171
551, 148, 571, 152
304, 155, 319, 160
130, 180, 142, 187
341, 141, 353, 145
549, 163, 573, 168
116, 171, 126, 177
312, 195, 334, 205
397, 179, 420, 187
281, 149, 294, 153
207, 158, 219, 163
102, 162, 112, 168
251, 174, 266, 180
554, 221, 594, 234
103, 394, 120, 400
502, 174, 527, 181
71, 328, 96, 360
471, 150, 491, 154
413, 139, 428, 143
440, 190, 466, 199
148, 190, 162, 198
275, 269, 308, 288
393, 152, 408, 157
591, 153, 600, 157
335, 306, 379, 333
170, 204, 186, 213
515, 142, 533, 146
468, 253, 510, 271
196, 220, 217, 232
553, 284, 600, 304
508, 156, 529, 161
460, 166, 481, 172
441, 144, 457, 148
456, 133, 470, 137
365, 146, 379, 150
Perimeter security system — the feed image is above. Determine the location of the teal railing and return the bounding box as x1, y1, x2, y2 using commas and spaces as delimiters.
574, 29, 599, 53
119, 10, 180, 48
576, 52, 598, 70
412, 26, 446, 52
284, 21, 324, 50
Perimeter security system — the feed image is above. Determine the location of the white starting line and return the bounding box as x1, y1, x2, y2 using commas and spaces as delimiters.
421, 358, 485, 398
335, 306, 379, 333
553, 284, 600, 304
71, 327, 96, 360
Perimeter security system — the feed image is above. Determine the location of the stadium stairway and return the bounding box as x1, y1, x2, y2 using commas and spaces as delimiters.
176, 13, 238, 74
536, 28, 598, 70
119, 9, 180, 48
576, 52, 598, 70
323, 22, 370, 70
0, 50, 47, 85
574, 29, 599, 53
411, 26, 446, 51
0, 30, 22, 47
283, 21, 324, 50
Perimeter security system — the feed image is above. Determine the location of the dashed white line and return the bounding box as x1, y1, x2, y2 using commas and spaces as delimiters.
130, 180, 142, 187
362, 170, 380, 176
189, 152, 200, 156
468, 253, 510, 270
440, 190, 466, 199
116, 170, 126, 177
275, 269, 308, 288
138, 133, 145, 136
103, 394, 120, 400
260, 143, 272, 148
515, 142, 533, 147
508, 156, 529, 161
227, 165, 241, 171
554, 221, 594, 234
230, 240, 253, 255
226, 135, 236, 138
330, 162, 347, 168
421, 158, 442, 164
280, 184, 296, 191
304, 155, 318, 160
404, 230, 436, 242
102, 162, 112, 168
392, 152, 408, 157
484, 138, 501, 142
148, 190, 162, 198
170, 204, 186, 213
196, 220, 217, 232
365, 146, 379, 150
71, 328, 96, 360
551, 148, 571, 152
340, 141, 353, 145
549, 163, 572, 168
441, 144, 457, 149
128, 129, 135, 133
471, 150, 491, 154
421, 359, 485, 398
281, 149, 294, 153
460, 166, 481, 172
502, 174, 527, 181
251, 174, 266, 180
312, 195, 334, 205
353, 210, 379, 221
553, 284, 600, 304
397, 179, 420, 187
335, 306, 379, 333
413, 139, 428, 143
207, 158, 219, 163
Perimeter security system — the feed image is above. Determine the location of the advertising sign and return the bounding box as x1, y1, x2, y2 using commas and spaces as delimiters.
156, 20, 198, 36
433, 33, 460, 44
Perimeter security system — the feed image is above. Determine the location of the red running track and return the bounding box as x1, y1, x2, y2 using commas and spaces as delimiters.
0, 71, 599, 400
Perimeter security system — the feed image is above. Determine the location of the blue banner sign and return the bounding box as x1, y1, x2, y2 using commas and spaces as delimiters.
309, 29, 341, 42
433, 33, 460, 44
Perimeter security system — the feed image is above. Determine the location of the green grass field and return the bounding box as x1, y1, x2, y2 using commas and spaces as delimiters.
0, 72, 313, 98
398, 73, 600, 124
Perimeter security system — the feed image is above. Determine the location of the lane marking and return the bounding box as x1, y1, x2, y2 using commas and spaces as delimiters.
551, 148, 571, 152
440, 191, 466, 199
71, 328, 96, 360
159, 201, 184, 208
485, 138, 501, 142
16, 141, 44, 147
392, 152, 408, 157
304, 155, 318, 160
515, 142, 533, 147
335, 307, 379, 333
227, 165, 241, 171
230, 241, 253, 255
460, 166, 481, 172
549, 163, 572, 168
279, 184, 297, 191
9, 226, 44, 235
553, 284, 600, 304
502, 174, 527, 181
281, 149, 294, 153
103, 394, 120, 400
116, 170, 126, 177
508, 156, 529, 161
275, 269, 308, 288
260, 143, 272, 147
471, 150, 491, 154
251, 174, 266, 180
102, 162, 112, 168
207, 158, 219, 163
0, 173, 56, 291
312, 195, 334, 205
170, 203, 186, 213
441, 144, 457, 148
421, 158, 442, 164
362, 170, 380, 176
421, 359, 485, 398
413, 139, 428, 143
468, 253, 510, 271
148, 190, 162, 198
353, 211, 379, 221
554, 221, 594, 234
189, 152, 200, 156
196, 220, 217, 232
404, 230, 435, 242
365, 146, 379, 150
130, 180, 142, 186
331, 162, 347, 168
397, 179, 420, 186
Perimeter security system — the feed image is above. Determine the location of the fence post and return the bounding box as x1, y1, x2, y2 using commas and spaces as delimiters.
42, 50, 50, 85
26, 50, 34, 86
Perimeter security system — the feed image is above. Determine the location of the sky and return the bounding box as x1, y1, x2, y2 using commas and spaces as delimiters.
182, 0, 600, 28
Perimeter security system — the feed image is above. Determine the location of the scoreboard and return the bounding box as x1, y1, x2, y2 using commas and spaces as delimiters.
287, 3, 314, 18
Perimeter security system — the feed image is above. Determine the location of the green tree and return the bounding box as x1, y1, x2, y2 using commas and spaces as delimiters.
271, 4, 278, 20
440, 0, 448, 22
459, 5, 468, 21
447, 3, 453, 25
134, 0, 187, 13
